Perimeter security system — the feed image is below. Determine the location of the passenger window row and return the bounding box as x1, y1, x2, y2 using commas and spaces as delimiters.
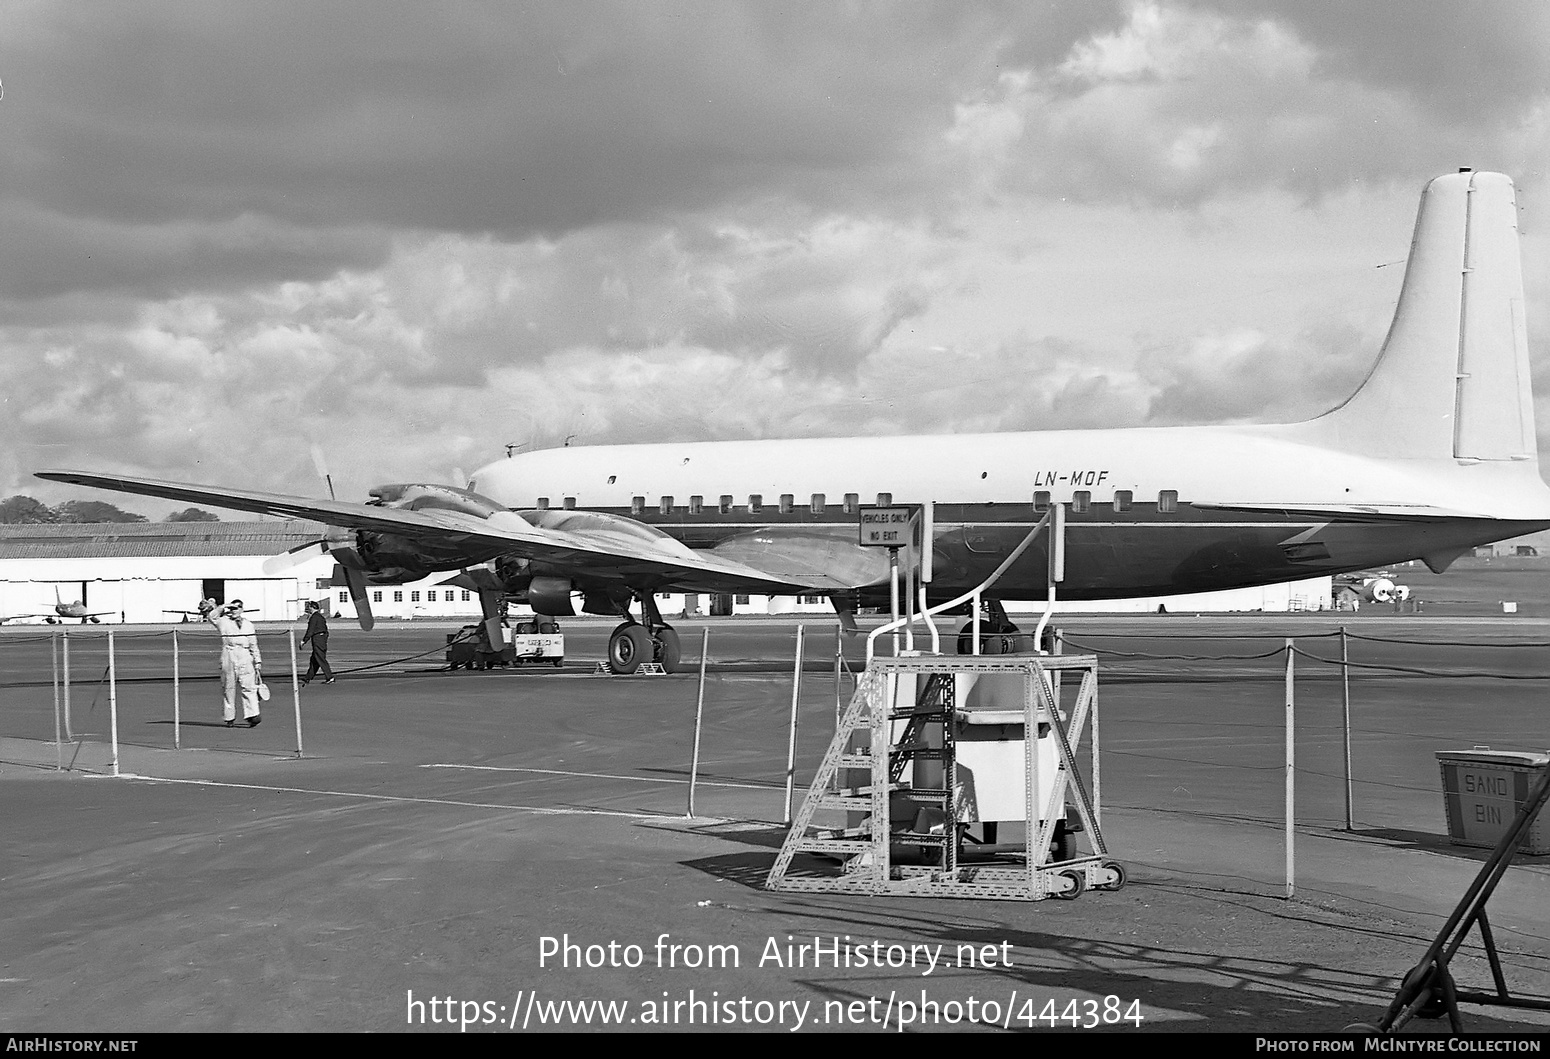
1034, 489, 1178, 512
620, 492, 885, 516
542, 489, 1179, 515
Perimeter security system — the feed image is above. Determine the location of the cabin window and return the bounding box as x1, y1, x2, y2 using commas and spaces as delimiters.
338, 591, 348, 603
631, 496, 645, 515
810, 493, 825, 513
659, 496, 674, 514
779, 494, 794, 514
372, 590, 382, 603
461, 590, 471, 601
876, 492, 892, 506
563, 496, 576, 510
411, 591, 420, 602
426, 591, 435, 602
843, 493, 859, 514
1113, 490, 1132, 512
719, 494, 734, 514
735, 595, 750, 605
1159, 489, 1178, 513
1033, 490, 1051, 512
1072, 490, 1090, 513
748, 494, 763, 513
536, 497, 549, 510
689, 495, 703, 514
393, 591, 403, 602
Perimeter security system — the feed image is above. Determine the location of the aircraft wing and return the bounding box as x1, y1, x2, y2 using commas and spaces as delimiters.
35, 470, 842, 594
1192, 501, 1492, 521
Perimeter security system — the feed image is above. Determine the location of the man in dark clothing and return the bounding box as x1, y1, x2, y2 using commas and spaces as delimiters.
299, 600, 335, 686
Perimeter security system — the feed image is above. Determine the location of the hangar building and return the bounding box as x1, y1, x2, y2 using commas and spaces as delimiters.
0, 522, 1334, 625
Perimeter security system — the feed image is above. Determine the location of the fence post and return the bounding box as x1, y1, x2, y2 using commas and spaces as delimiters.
173, 629, 181, 750
52, 631, 62, 770
62, 629, 72, 740
1284, 638, 1295, 900
784, 624, 805, 825
1341, 625, 1353, 831
289, 632, 304, 758
834, 624, 843, 726
688, 628, 709, 818
108, 630, 120, 778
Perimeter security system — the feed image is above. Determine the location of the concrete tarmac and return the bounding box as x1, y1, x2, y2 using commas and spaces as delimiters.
2, 615, 1549, 1033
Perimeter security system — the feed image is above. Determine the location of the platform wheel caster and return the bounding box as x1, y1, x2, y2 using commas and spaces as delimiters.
1053, 869, 1085, 900
1094, 860, 1127, 891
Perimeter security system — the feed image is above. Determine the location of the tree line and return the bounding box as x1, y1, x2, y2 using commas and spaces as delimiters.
0, 495, 220, 524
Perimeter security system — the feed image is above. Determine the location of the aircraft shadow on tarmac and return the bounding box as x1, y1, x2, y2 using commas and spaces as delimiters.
758, 899, 1548, 1033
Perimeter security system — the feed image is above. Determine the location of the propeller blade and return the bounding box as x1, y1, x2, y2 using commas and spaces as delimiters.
262, 540, 330, 576
342, 566, 374, 631
309, 444, 336, 501
478, 588, 506, 657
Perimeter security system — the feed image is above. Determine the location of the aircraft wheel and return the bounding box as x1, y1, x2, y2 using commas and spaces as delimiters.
1053, 869, 1085, 900
653, 627, 682, 672
608, 623, 651, 674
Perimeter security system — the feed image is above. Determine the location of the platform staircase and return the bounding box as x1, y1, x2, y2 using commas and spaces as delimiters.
765, 653, 1122, 900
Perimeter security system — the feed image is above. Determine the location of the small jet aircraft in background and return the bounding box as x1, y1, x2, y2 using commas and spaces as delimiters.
38, 171, 1550, 670
163, 604, 261, 622
2, 587, 115, 624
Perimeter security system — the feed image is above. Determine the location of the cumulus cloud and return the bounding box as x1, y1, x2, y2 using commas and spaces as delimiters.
5, 1, 1550, 504
938, 1, 1548, 205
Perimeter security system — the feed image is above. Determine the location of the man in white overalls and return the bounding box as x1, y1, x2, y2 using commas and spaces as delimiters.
201, 598, 263, 727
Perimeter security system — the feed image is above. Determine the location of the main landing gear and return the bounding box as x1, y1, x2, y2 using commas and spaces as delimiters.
606, 593, 682, 675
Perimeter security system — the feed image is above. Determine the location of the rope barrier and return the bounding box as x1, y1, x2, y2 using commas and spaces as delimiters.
1062, 629, 1342, 642
1059, 636, 1290, 662
325, 629, 478, 676
1345, 631, 1550, 649
1288, 644, 1550, 681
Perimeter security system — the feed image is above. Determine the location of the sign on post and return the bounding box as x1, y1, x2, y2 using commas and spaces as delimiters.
859, 506, 917, 548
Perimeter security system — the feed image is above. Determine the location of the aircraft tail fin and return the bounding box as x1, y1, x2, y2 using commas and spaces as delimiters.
1305, 170, 1537, 464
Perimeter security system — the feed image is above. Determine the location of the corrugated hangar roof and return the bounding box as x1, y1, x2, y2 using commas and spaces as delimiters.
0, 521, 330, 560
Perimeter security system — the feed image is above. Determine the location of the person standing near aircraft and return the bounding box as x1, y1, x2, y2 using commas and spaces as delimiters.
299, 599, 334, 686
199, 598, 263, 726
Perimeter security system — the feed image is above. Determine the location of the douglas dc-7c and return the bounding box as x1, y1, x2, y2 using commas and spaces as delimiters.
39, 170, 1550, 671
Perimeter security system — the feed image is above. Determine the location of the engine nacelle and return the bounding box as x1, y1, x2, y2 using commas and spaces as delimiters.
326, 483, 520, 583
526, 575, 576, 616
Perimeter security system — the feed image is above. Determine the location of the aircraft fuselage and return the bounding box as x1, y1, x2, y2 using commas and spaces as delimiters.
469, 421, 1550, 602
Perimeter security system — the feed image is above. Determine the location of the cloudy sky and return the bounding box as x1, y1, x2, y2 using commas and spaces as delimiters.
3, 1, 1547, 513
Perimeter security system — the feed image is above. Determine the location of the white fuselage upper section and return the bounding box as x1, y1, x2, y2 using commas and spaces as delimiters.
470, 420, 1550, 522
